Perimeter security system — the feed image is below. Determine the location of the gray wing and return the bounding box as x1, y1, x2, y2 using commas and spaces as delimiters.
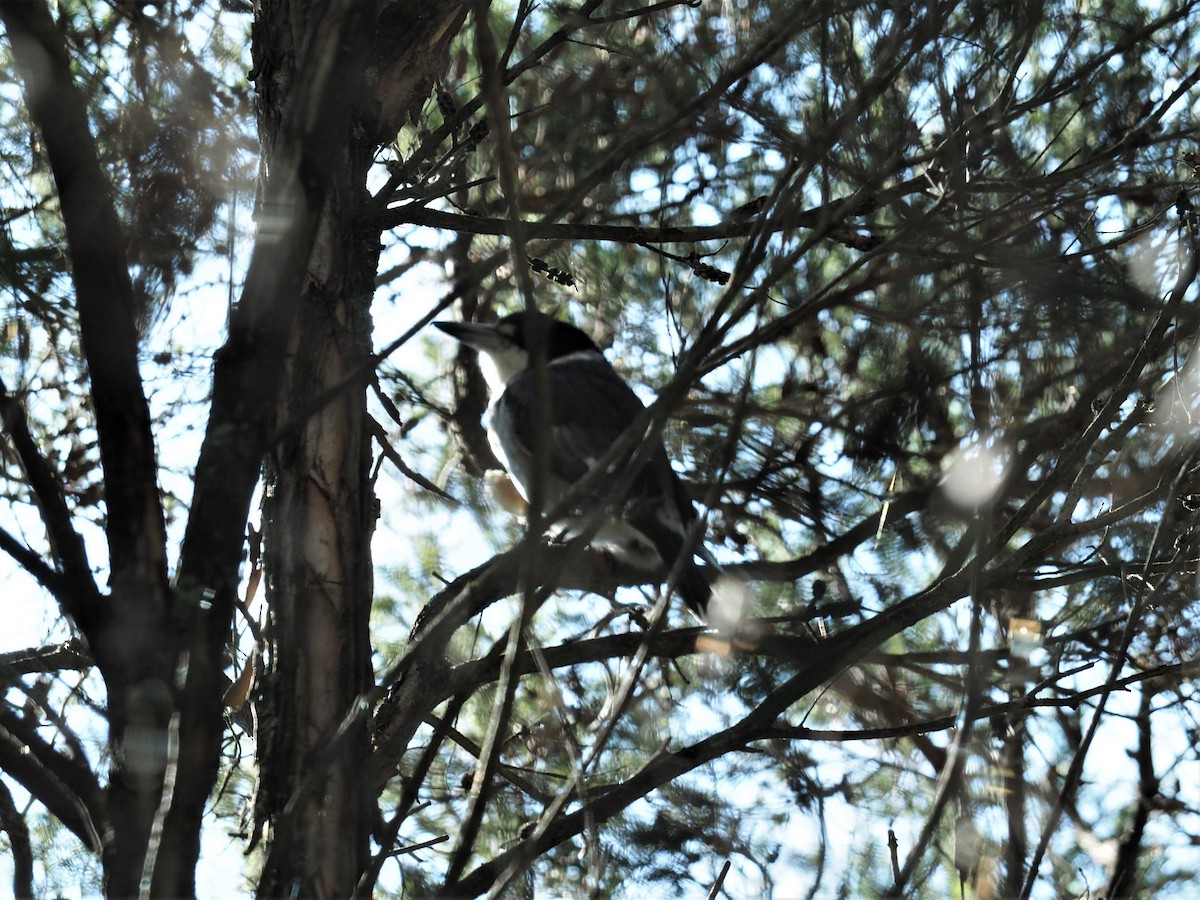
495, 356, 708, 614
495, 357, 688, 511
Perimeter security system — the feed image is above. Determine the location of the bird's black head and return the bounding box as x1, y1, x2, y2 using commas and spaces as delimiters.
434, 310, 602, 390
492, 311, 600, 359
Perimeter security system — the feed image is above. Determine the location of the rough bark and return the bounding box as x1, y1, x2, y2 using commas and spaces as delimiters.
247, 2, 469, 896
254, 133, 380, 900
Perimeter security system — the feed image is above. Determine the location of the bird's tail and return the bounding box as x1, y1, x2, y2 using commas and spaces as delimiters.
675, 558, 711, 618
644, 525, 710, 618
625, 506, 712, 619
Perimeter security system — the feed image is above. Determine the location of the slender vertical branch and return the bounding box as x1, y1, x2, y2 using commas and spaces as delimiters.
0, 779, 33, 899
1105, 684, 1156, 898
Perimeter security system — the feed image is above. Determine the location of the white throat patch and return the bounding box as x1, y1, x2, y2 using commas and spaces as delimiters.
477, 344, 531, 394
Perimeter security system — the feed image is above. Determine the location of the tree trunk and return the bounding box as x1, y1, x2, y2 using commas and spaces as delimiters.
254, 145, 380, 899
249, 2, 469, 895
153, 1, 383, 892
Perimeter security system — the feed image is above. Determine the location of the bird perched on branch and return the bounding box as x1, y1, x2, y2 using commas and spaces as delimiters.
435, 310, 711, 616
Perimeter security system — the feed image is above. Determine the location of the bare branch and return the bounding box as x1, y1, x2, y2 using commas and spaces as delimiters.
0, 778, 33, 899
0, 640, 90, 677
0, 379, 100, 620
381, 203, 880, 250
0, 704, 104, 854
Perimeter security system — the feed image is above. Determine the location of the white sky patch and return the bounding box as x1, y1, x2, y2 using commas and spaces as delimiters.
941, 438, 1010, 509
1127, 224, 1193, 299
1153, 348, 1200, 437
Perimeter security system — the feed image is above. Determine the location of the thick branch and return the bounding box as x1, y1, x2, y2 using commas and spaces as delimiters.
0, 640, 91, 677
449, 635, 1196, 896
371, 541, 673, 784
381, 202, 878, 248
0, 705, 104, 853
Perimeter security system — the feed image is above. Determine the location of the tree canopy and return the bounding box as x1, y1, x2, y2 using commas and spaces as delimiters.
1, 0, 1199, 896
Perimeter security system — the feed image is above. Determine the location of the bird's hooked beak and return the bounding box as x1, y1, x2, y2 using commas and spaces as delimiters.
433, 320, 511, 354
435, 319, 532, 391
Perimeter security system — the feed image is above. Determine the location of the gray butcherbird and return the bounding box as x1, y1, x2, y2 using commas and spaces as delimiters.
436, 310, 711, 616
